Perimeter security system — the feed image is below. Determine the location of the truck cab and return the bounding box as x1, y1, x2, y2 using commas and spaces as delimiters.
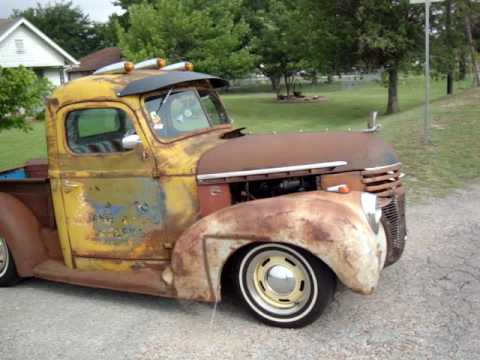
0, 60, 406, 328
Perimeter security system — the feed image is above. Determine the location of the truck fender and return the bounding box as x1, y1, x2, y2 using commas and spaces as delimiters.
171, 191, 387, 303
0, 193, 48, 277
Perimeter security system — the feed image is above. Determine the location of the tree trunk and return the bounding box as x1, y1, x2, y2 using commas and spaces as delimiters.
327, 73, 334, 83
311, 71, 319, 85
386, 68, 399, 114
459, 54, 467, 81
447, 73, 454, 95
446, 0, 454, 95
465, 9, 480, 86
284, 74, 292, 97
269, 75, 281, 98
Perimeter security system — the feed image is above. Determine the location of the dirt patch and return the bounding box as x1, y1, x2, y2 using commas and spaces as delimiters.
276, 95, 327, 104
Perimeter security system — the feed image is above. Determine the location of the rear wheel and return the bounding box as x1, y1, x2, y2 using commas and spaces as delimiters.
235, 243, 335, 328
0, 237, 19, 286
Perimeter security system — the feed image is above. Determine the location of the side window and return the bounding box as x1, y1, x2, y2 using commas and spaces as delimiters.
199, 91, 229, 125
66, 108, 135, 154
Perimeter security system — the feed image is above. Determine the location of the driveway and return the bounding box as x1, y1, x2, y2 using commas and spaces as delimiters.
1, 186, 479, 360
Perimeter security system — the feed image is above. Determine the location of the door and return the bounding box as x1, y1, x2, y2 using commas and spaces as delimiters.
57, 102, 170, 267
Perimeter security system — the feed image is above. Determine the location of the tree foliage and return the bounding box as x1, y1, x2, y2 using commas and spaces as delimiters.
117, 0, 254, 79
0, 67, 52, 133
245, 0, 305, 96
353, 0, 424, 113
12, 1, 110, 59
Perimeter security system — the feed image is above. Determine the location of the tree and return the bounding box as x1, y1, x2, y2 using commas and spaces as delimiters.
247, 0, 307, 97
298, 0, 359, 84
242, 0, 333, 97
431, 1, 467, 94
354, 0, 424, 114
91, 19, 119, 49
0, 67, 52, 133
112, 0, 155, 29
12, 1, 108, 59
117, 0, 255, 79
462, 0, 480, 86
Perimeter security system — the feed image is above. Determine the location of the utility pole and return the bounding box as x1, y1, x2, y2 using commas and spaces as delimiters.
410, 0, 444, 144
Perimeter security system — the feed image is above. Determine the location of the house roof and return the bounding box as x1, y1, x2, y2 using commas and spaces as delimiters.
69, 47, 123, 73
0, 17, 78, 65
0, 19, 15, 37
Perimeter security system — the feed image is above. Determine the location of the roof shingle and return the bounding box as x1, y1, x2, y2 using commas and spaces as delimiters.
69, 47, 123, 73
0, 18, 16, 37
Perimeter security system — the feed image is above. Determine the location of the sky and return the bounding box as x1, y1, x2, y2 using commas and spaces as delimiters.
0, 0, 123, 22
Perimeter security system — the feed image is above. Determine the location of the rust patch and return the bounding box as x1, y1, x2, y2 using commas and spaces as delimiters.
197, 132, 399, 183
172, 191, 385, 302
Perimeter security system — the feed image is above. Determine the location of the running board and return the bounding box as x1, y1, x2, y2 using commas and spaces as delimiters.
33, 260, 174, 298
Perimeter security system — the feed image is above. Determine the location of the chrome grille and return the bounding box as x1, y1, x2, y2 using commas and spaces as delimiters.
382, 196, 406, 266
361, 163, 403, 198
362, 163, 406, 266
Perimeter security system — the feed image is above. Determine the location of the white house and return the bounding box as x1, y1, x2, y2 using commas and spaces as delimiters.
0, 18, 78, 86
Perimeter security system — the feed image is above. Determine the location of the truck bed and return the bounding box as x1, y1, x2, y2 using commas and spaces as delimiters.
0, 159, 55, 229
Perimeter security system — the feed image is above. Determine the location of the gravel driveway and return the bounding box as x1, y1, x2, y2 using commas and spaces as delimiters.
1, 186, 479, 360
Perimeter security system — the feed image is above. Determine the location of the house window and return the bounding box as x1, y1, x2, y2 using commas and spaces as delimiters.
15, 39, 25, 54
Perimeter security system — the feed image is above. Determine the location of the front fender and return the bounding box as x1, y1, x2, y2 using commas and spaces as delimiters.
172, 191, 387, 303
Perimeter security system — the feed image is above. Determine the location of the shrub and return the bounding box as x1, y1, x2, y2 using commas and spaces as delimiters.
0, 66, 52, 132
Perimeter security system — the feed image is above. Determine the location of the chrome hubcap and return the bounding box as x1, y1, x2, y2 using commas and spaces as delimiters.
266, 265, 296, 294
245, 248, 312, 316
0, 237, 9, 277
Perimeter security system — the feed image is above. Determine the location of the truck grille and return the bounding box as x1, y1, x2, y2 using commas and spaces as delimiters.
362, 163, 406, 266
382, 195, 406, 266
361, 163, 403, 198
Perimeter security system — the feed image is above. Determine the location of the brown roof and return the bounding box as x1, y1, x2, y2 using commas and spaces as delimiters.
0, 18, 16, 37
69, 47, 122, 73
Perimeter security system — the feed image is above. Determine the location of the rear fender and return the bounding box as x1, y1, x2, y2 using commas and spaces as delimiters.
0, 193, 48, 276
172, 191, 387, 302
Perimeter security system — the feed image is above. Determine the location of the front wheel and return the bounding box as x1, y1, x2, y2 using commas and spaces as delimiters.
235, 243, 335, 328
0, 236, 19, 286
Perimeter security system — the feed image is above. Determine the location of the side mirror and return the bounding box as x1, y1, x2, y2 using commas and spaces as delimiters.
122, 134, 141, 150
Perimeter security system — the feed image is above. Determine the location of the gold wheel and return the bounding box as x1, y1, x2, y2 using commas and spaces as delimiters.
240, 244, 316, 318
252, 254, 307, 309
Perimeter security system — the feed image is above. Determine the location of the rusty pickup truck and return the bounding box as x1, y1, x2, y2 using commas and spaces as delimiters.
0, 59, 406, 328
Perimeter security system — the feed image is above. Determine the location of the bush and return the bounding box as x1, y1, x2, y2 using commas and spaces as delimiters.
0, 66, 52, 132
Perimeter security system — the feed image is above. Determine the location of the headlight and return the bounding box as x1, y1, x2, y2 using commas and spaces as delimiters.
361, 192, 382, 234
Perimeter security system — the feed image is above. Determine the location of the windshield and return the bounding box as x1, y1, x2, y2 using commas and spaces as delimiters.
144, 89, 229, 139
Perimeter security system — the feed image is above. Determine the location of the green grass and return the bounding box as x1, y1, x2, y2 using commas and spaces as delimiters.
0, 76, 478, 201
224, 76, 473, 133
381, 87, 480, 200
0, 122, 47, 170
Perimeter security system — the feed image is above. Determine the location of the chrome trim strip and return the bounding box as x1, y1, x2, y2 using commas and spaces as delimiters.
364, 162, 401, 171
197, 161, 348, 181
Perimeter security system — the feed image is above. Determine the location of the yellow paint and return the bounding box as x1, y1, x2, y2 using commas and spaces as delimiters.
47, 71, 227, 272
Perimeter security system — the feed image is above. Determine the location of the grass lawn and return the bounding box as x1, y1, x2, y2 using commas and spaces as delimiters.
224, 76, 473, 133
0, 76, 478, 200
381, 87, 480, 200
0, 122, 47, 171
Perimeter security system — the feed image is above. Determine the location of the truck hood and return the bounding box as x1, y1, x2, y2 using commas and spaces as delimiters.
197, 132, 399, 178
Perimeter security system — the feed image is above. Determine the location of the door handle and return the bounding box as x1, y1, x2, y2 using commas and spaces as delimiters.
64, 180, 81, 193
